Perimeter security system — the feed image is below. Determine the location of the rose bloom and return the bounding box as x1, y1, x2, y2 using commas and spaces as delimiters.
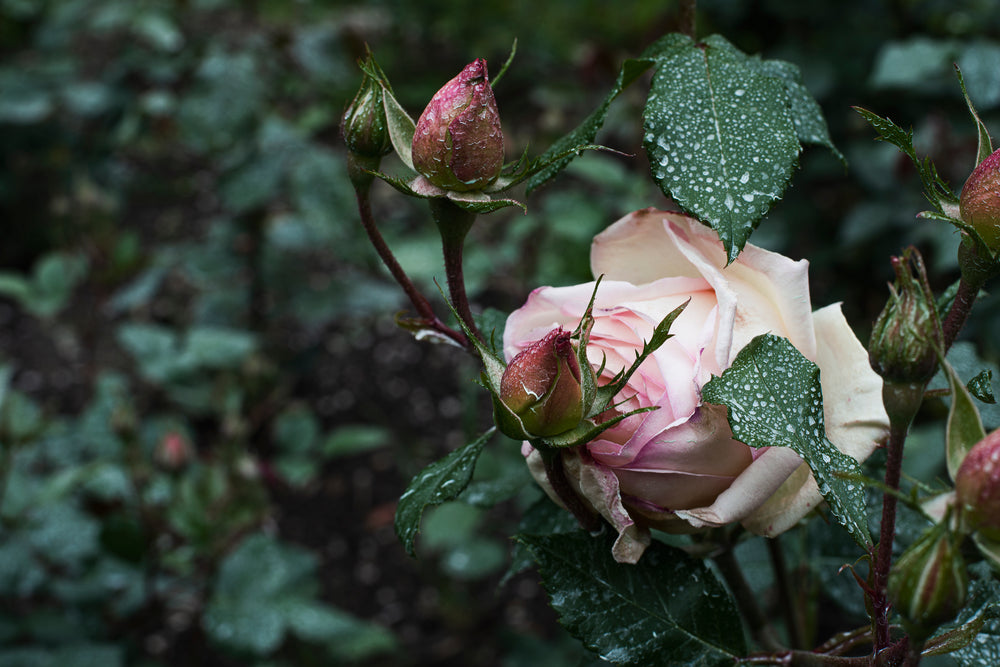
503, 209, 889, 563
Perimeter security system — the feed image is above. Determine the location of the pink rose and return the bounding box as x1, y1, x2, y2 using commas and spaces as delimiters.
503, 209, 889, 563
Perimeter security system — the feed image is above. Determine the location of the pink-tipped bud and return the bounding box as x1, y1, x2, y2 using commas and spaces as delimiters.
411, 59, 503, 192
500, 329, 583, 437
155, 431, 193, 471
955, 429, 1000, 540
960, 147, 1000, 252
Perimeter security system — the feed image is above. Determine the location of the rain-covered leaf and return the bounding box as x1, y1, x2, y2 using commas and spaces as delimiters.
968, 370, 997, 404
503, 497, 578, 586
395, 429, 493, 557
518, 530, 746, 666
926, 563, 1000, 663
643, 35, 800, 262
702, 334, 871, 548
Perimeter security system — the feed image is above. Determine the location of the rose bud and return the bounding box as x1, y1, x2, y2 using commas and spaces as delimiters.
342, 54, 393, 160
499, 328, 584, 437
955, 429, 1000, 540
960, 147, 1000, 252
888, 524, 968, 641
411, 59, 503, 192
869, 247, 940, 384
155, 431, 193, 471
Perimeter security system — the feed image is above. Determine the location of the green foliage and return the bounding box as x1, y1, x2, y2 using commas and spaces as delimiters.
702, 334, 871, 548
395, 429, 493, 557
517, 530, 747, 666
204, 533, 396, 659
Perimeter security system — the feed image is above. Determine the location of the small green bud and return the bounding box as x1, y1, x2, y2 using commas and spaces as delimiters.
888, 523, 968, 641
341, 54, 392, 159
960, 147, 1000, 252
955, 429, 1000, 540
412, 59, 504, 192
499, 328, 584, 437
869, 247, 940, 384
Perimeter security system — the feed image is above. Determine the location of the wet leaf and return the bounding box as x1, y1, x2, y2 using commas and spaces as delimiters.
643, 35, 800, 262
395, 429, 493, 557
702, 334, 871, 548
518, 530, 746, 666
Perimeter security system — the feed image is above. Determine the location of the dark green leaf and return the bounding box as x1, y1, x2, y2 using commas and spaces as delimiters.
968, 370, 997, 404
746, 57, 844, 163
525, 34, 692, 195
926, 563, 1000, 663
503, 497, 578, 586
395, 429, 493, 557
518, 530, 746, 666
644, 35, 800, 262
701, 334, 872, 548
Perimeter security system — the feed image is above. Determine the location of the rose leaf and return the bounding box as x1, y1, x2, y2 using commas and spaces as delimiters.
701, 334, 872, 549
643, 35, 800, 263
394, 428, 493, 557
516, 530, 746, 666
926, 562, 1000, 662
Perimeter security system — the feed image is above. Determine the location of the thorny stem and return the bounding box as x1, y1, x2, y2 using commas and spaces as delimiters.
349, 156, 468, 348
768, 536, 806, 650
941, 275, 981, 351
744, 637, 909, 666
429, 198, 483, 343
870, 247, 988, 656
713, 546, 785, 653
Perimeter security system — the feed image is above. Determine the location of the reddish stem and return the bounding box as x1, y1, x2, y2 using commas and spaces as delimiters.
351, 168, 468, 348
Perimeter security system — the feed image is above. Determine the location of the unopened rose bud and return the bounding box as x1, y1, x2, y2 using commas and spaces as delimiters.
412, 59, 503, 192
155, 431, 193, 471
960, 147, 1000, 252
341, 55, 392, 160
869, 247, 940, 384
888, 524, 968, 641
955, 429, 1000, 540
500, 328, 584, 437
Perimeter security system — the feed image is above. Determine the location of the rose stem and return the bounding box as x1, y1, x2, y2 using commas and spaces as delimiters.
538, 448, 601, 532
742, 637, 908, 666
349, 157, 468, 348
679, 0, 697, 39
429, 198, 484, 343
712, 546, 784, 653
767, 536, 806, 650
870, 252, 988, 652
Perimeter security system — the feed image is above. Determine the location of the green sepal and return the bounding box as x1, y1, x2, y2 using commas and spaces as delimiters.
394, 428, 494, 557
956, 64, 993, 167
369, 171, 527, 214
853, 106, 958, 214
943, 357, 987, 481
537, 406, 659, 450
490, 38, 517, 89
592, 300, 688, 416
375, 77, 416, 171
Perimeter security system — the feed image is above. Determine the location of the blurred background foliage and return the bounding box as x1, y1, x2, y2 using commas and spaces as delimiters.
1, 0, 999, 665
